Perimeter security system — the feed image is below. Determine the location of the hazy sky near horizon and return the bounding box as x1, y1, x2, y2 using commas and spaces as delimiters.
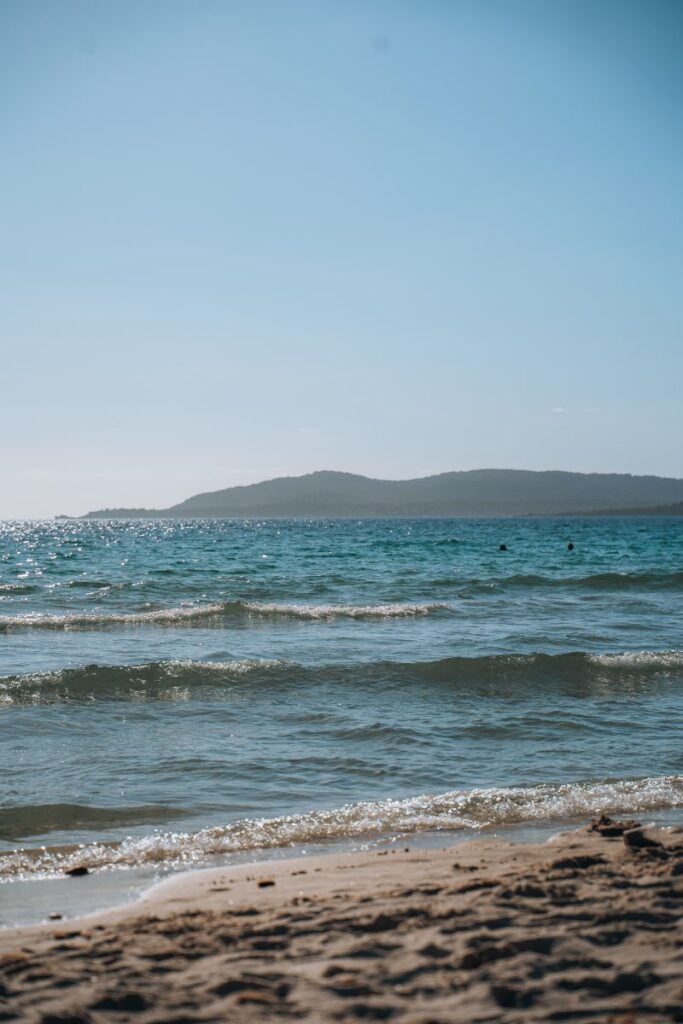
2, 0, 681, 517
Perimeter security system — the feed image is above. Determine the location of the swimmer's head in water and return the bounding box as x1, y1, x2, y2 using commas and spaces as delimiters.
499, 543, 508, 551
567, 542, 574, 551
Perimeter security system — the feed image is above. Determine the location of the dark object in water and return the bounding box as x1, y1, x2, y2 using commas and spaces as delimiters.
64, 865, 89, 877
499, 544, 508, 551
567, 542, 575, 551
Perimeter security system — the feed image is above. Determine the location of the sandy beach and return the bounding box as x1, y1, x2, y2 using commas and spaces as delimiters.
1, 816, 682, 1023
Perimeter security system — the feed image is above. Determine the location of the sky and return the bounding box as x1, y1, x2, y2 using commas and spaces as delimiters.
1, 0, 681, 517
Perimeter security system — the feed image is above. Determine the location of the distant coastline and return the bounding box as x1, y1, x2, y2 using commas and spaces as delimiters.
69, 469, 683, 519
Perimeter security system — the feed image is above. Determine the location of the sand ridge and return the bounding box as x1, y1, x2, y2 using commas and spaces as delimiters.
1, 817, 683, 1022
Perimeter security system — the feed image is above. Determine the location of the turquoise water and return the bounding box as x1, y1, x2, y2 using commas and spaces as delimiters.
1, 517, 682, 884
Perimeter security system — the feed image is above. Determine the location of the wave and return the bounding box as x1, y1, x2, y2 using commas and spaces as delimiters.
2, 650, 681, 705
0, 659, 290, 704
0, 600, 450, 633
0, 583, 39, 594
3, 775, 682, 878
0, 604, 228, 632
408, 650, 683, 687
459, 570, 683, 595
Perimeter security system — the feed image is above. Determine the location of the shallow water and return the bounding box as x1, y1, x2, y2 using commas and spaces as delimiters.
1, 517, 682, 902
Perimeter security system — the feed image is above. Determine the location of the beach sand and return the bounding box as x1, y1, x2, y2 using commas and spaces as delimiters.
1, 816, 682, 1023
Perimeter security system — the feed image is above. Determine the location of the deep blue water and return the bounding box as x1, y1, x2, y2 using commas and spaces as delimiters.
1, 517, 682, 880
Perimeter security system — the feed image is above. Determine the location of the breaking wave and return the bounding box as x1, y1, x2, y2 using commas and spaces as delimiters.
0, 600, 451, 632
2, 775, 682, 879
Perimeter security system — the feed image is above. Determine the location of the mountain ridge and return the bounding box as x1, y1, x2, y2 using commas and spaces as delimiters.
76, 469, 683, 519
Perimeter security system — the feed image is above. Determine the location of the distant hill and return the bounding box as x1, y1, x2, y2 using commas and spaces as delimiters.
78, 469, 683, 519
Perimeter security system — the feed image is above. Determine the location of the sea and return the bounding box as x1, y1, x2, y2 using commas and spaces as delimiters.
2, 516, 682, 924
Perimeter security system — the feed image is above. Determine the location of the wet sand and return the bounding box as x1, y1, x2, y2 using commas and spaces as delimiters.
1, 817, 683, 1023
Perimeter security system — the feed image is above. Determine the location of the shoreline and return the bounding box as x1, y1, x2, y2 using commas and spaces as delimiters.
4, 808, 683, 931
0, 818, 567, 931
2, 816, 683, 1021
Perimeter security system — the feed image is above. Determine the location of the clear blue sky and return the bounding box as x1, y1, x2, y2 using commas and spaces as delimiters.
2, 0, 681, 516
